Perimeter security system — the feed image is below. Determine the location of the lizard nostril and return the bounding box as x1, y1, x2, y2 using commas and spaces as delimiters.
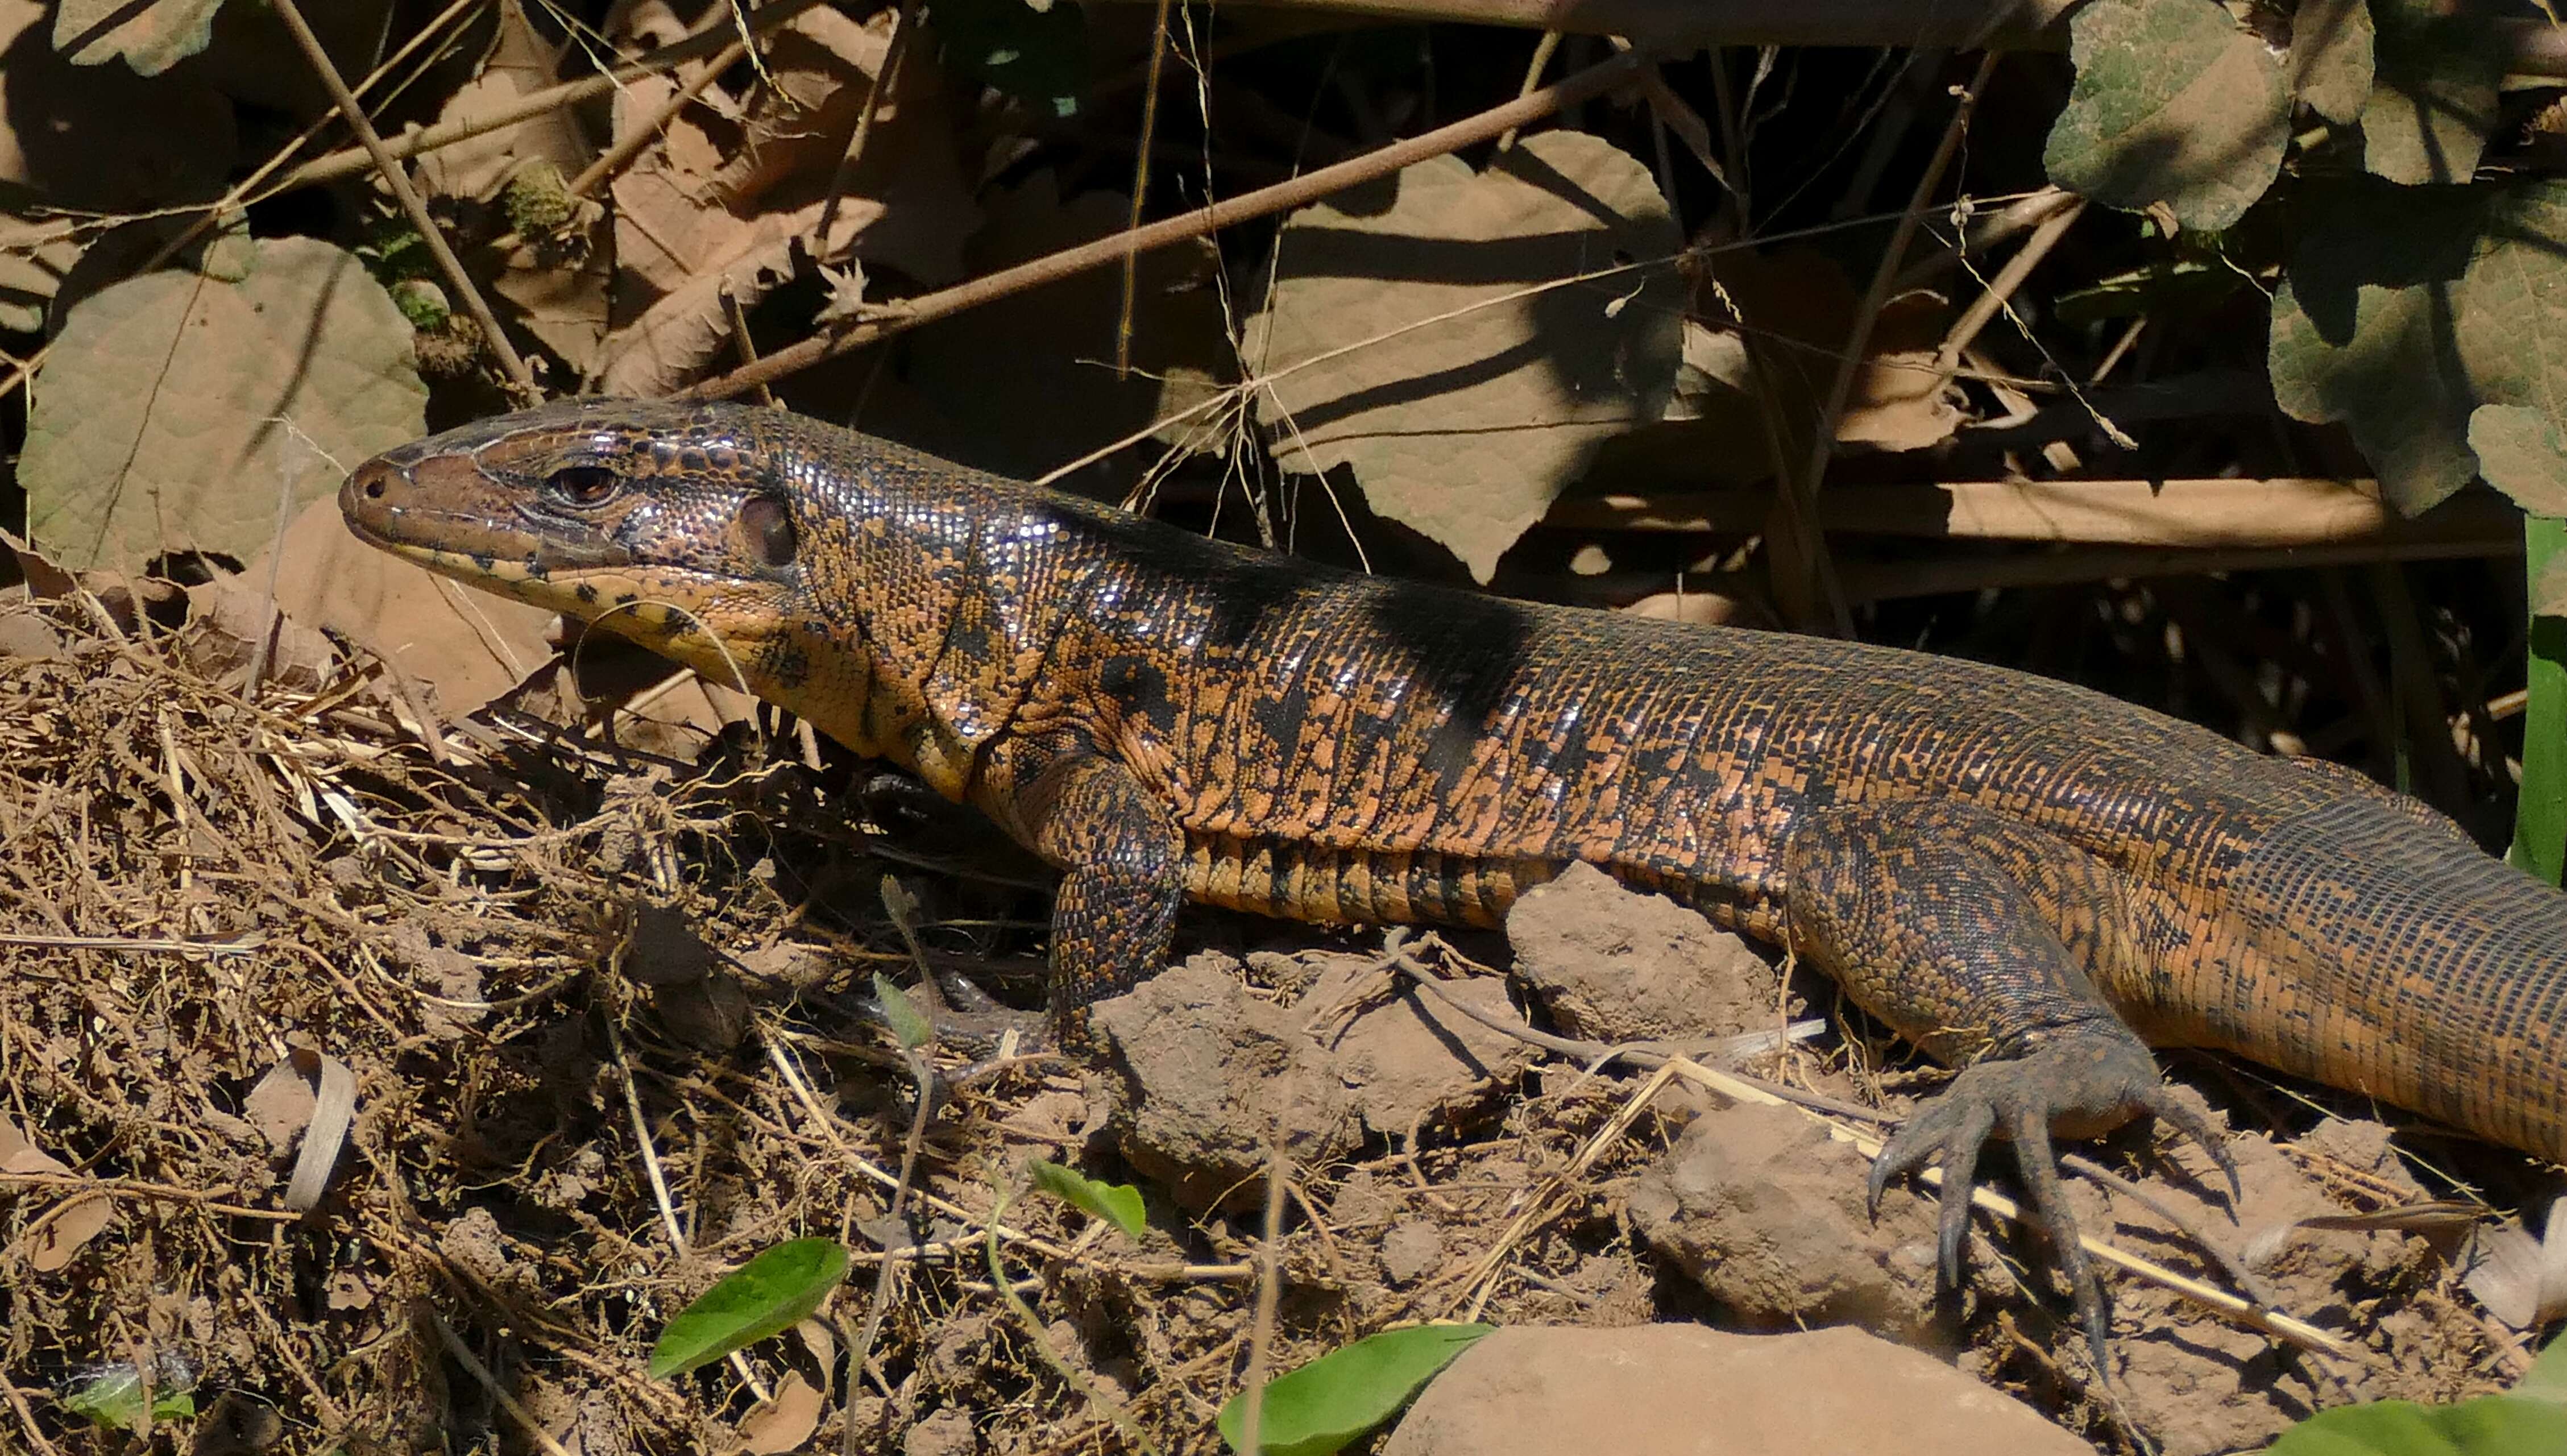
362, 475, 386, 500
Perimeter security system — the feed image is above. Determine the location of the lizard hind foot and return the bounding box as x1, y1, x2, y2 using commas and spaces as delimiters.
1863, 1031, 2238, 1374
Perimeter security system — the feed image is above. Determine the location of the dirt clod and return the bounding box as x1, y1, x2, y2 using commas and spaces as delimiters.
1380, 1219, 1446, 1284
1298, 949, 1540, 1135
1628, 1101, 1948, 1344
1092, 952, 1364, 1213
1505, 862, 1779, 1043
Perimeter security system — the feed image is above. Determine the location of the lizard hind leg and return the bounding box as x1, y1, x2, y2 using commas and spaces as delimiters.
1782, 799, 2237, 1369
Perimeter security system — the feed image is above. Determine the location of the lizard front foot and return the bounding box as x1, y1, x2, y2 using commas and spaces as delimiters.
1864, 1030, 2240, 1371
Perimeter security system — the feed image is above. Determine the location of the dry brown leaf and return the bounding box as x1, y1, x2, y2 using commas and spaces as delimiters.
737, 1371, 825, 1454
600, 200, 811, 395
24, 1192, 112, 1272
413, 0, 591, 203
599, 4, 974, 392
245, 497, 557, 719
492, 237, 612, 381
1245, 130, 1683, 582
2, 1116, 112, 1271
181, 579, 339, 691
2461, 1196, 2567, 1329
1694, 247, 1964, 456
1836, 292, 1965, 451
0, 1115, 67, 1173
710, 5, 892, 209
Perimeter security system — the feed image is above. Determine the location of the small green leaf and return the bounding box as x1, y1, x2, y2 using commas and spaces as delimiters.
870, 972, 934, 1052
1026, 1159, 1146, 1238
62, 1366, 194, 1432
931, 0, 1086, 118
648, 1238, 851, 1380
2267, 1393, 2567, 1454
2042, 0, 2287, 232
2469, 406, 2567, 518
2521, 536, 2567, 889
2362, 0, 2500, 186
1216, 1324, 1493, 1456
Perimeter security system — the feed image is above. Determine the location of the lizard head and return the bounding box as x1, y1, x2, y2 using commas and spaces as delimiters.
339, 397, 837, 714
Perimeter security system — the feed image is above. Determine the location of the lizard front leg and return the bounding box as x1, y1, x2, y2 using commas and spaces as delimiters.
1782, 798, 2237, 1367
1009, 753, 1186, 1042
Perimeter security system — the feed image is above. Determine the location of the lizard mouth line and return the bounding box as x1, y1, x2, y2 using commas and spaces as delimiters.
341, 474, 637, 573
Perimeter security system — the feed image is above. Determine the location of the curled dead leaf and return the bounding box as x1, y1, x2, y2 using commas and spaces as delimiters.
1246, 129, 1683, 582
737, 1371, 824, 1454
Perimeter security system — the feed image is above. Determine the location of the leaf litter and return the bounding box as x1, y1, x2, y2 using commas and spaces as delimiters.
0, 576, 2537, 1454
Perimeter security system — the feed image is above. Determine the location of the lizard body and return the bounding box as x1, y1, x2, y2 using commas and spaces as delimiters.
342, 398, 2567, 1354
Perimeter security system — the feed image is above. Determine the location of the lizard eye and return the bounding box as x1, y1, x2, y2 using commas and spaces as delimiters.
545, 464, 620, 507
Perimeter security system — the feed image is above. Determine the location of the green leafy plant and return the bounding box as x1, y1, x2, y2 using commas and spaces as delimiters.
2266, 1337, 2567, 1453
62, 1361, 196, 1433
1025, 1158, 1147, 1238
647, 1237, 852, 1380
1216, 1324, 1494, 1456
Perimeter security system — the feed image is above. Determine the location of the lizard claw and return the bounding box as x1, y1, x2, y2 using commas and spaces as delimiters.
1865, 1030, 2225, 1374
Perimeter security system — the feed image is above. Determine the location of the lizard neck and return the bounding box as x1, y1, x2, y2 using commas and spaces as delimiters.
780, 428, 1085, 800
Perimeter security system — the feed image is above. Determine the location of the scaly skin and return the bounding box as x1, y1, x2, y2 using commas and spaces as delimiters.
341, 398, 2567, 1363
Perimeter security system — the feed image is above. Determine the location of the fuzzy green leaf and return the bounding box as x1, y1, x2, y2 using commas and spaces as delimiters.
2362, 0, 2500, 186
1026, 1159, 1146, 1239
1217, 1324, 1493, 1456
648, 1238, 851, 1380
2043, 0, 2287, 232
52, 0, 226, 76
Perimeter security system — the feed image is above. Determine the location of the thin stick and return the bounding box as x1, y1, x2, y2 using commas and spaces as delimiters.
675, 45, 1656, 400
0, 1363, 66, 1456
843, 1030, 934, 1455
569, 37, 750, 199
0, 931, 263, 954
279, 0, 832, 194
813, 2, 918, 251
428, 1310, 580, 1456
1892, 184, 2077, 291
1933, 197, 2088, 376
1118, 0, 1176, 376
1793, 51, 1999, 630
267, 0, 536, 397
1235, 1138, 1291, 1456
1542, 476, 2522, 548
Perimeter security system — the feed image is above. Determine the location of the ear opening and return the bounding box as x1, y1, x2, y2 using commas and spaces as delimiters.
740, 496, 798, 569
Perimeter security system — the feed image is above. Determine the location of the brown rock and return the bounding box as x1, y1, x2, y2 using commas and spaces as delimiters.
1383, 1324, 2089, 1456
